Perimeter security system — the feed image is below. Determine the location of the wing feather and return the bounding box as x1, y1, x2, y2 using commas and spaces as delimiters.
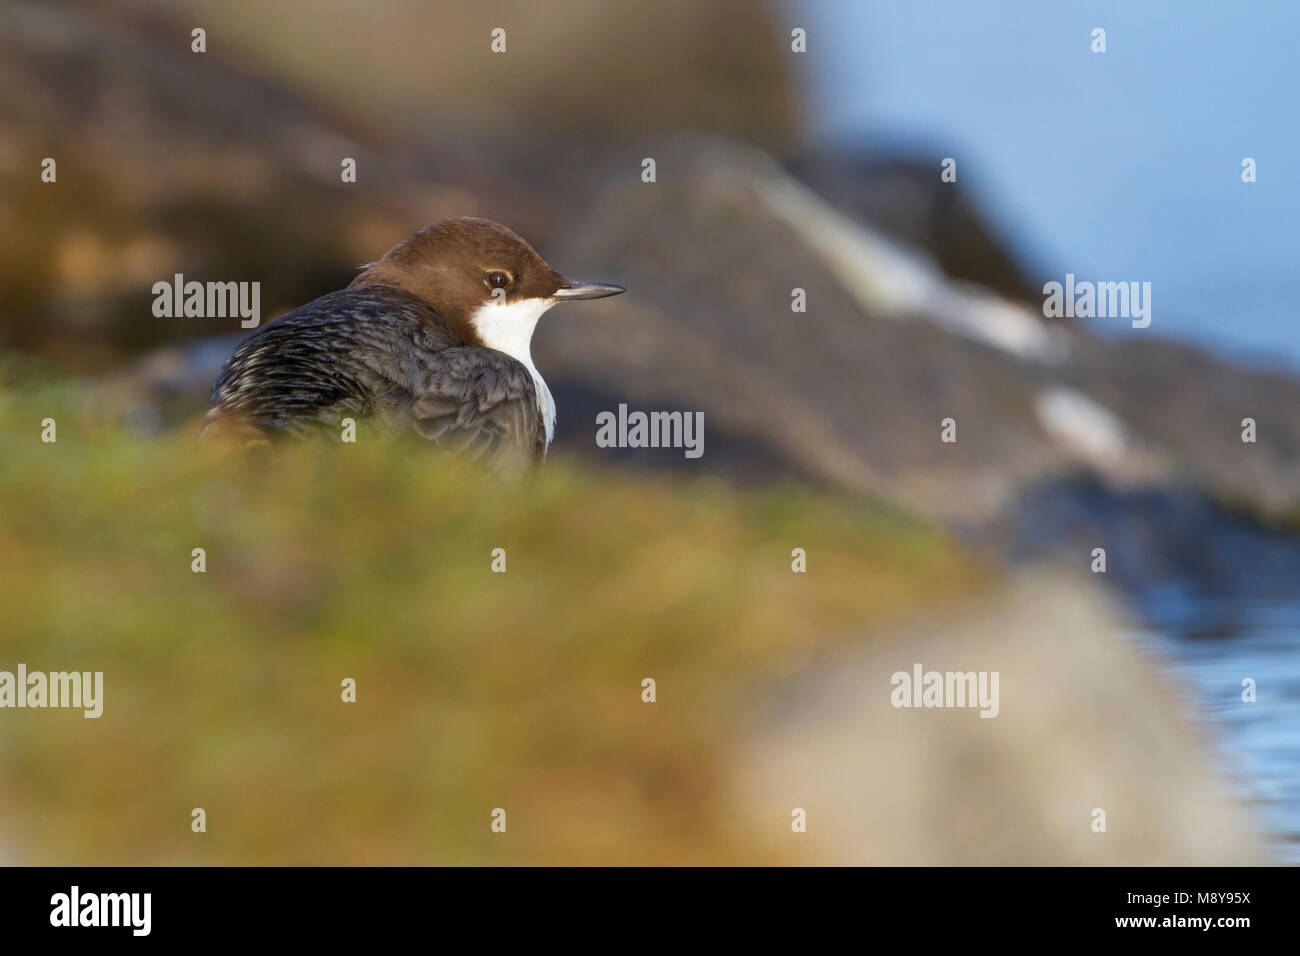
409, 346, 543, 475
203, 285, 545, 473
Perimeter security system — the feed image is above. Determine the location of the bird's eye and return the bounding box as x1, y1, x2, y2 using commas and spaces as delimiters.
487, 271, 510, 289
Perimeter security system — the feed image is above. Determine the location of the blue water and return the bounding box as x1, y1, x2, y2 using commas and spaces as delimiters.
796, 0, 1300, 372
1131, 597, 1300, 863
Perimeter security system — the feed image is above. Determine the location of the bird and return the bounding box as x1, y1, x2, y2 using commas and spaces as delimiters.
202, 217, 624, 473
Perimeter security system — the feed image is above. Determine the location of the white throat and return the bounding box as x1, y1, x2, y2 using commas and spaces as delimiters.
470, 297, 557, 446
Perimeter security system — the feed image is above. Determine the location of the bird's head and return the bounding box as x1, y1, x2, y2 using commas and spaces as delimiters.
351, 217, 624, 355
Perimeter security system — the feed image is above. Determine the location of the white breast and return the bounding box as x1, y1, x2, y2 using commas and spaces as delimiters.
470, 297, 557, 446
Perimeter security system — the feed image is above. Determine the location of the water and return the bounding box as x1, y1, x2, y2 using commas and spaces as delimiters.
797, 0, 1300, 372
993, 478, 1300, 861
1132, 595, 1300, 863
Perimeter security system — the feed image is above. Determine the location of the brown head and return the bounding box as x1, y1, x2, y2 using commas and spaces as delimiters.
350, 217, 623, 350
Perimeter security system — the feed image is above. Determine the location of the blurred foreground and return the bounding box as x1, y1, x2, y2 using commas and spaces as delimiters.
0, 383, 1260, 864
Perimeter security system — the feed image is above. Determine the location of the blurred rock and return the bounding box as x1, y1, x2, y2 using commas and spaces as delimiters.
738, 572, 1262, 864
0, 0, 561, 361
0, 0, 800, 365
134, 0, 801, 153
790, 150, 1039, 305
537, 137, 1300, 596
541, 138, 1129, 518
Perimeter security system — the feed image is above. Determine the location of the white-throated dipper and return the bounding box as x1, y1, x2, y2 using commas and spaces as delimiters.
202, 217, 624, 473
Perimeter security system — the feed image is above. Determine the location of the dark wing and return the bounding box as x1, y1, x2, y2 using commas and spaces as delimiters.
408, 346, 546, 476
204, 284, 544, 473
205, 286, 446, 436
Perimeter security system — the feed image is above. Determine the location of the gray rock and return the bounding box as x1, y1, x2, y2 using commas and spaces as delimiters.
736, 572, 1264, 864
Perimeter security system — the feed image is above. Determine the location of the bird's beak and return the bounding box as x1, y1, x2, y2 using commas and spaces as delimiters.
553, 278, 626, 300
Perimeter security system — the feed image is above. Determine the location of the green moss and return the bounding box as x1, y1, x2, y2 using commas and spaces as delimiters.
0, 384, 977, 864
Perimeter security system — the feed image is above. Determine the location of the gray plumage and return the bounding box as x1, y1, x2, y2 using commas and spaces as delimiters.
203, 285, 545, 473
